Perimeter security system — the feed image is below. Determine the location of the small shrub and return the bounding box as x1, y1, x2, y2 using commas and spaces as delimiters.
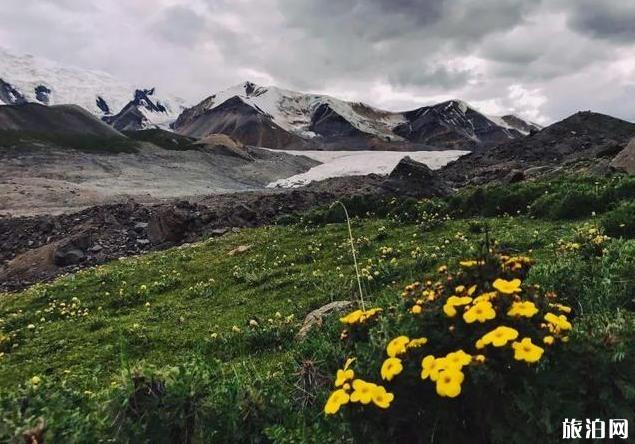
322, 252, 585, 443
530, 189, 605, 220
602, 201, 635, 238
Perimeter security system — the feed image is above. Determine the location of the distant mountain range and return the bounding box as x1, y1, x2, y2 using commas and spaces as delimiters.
0, 48, 541, 151
0, 47, 185, 131
171, 81, 541, 151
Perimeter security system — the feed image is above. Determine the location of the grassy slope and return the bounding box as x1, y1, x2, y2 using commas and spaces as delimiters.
0, 217, 575, 387
1, 176, 634, 442
0, 130, 139, 153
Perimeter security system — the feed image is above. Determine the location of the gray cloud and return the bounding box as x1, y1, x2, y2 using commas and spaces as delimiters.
0, 0, 633, 124
565, 0, 635, 42
152, 6, 206, 46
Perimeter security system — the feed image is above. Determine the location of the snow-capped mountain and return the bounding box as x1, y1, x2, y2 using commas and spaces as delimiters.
0, 47, 185, 129
173, 81, 406, 141
102, 88, 183, 131
172, 81, 540, 150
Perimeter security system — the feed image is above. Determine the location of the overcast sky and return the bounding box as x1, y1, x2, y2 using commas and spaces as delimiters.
1, 0, 634, 124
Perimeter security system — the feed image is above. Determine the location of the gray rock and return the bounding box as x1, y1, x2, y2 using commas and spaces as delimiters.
611, 138, 635, 174
296, 300, 355, 340
503, 169, 525, 184
147, 207, 191, 244
54, 248, 85, 266
382, 156, 452, 198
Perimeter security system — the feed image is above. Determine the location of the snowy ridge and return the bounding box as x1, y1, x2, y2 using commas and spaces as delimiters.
193, 81, 408, 140
266, 149, 469, 188
0, 47, 185, 127
180, 82, 540, 148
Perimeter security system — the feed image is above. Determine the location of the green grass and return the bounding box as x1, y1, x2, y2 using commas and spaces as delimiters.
0, 217, 579, 388
123, 129, 197, 151
1, 176, 634, 442
0, 130, 139, 153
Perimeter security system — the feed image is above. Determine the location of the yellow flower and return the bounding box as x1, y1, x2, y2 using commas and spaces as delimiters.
473, 354, 486, 364
411, 304, 422, 314
407, 337, 428, 348
443, 303, 458, 318
30, 376, 42, 385
544, 312, 572, 331
445, 350, 472, 369
463, 301, 496, 323
512, 337, 544, 363
324, 389, 350, 414
460, 260, 478, 267
386, 336, 410, 357
371, 385, 395, 409
381, 358, 403, 381
340, 310, 363, 324
448, 295, 473, 306
443, 295, 472, 318
549, 303, 572, 314
507, 301, 539, 318
437, 265, 448, 273
335, 368, 354, 387
343, 357, 356, 370
473, 292, 497, 303
421, 356, 449, 381
543, 335, 555, 345
340, 308, 382, 325
350, 379, 377, 404
467, 285, 478, 296
435, 368, 465, 398
479, 326, 519, 347
493, 278, 522, 294
455, 285, 466, 293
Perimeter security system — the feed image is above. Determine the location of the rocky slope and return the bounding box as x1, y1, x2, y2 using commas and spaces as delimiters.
0, 157, 450, 292
440, 111, 635, 186
172, 81, 539, 151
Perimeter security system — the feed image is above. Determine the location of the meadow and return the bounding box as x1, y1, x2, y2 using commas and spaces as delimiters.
1, 175, 634, 443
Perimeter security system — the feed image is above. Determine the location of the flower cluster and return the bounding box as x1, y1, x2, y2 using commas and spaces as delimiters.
325, 252, 573, 415
558, 224, 611, 258
325, 358, 395, 414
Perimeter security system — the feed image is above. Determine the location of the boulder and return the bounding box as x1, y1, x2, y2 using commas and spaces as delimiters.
54, 248, 85, 266
611, 138, 635, 174
228, 244, 252, 256
147, 206, 191, 244
0, 243, 58, 283
53, 232, 92, 266
296, 300, 355, 340
503, 169, 525, 184
382, 156, 452, 198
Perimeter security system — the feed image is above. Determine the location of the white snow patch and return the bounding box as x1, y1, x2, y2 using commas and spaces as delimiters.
266, 149, 469, 188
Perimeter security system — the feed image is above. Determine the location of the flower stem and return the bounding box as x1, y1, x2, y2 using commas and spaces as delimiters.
331, 200, 366, 311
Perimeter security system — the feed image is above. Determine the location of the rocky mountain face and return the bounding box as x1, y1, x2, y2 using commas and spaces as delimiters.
392, 100, 535, 150
0, 47, 185, 129
439, 111, 635, 186
172, 81, 539, 151
102, 88, 178, 131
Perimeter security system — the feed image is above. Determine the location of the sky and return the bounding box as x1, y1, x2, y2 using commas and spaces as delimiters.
0, 0, 634, 125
